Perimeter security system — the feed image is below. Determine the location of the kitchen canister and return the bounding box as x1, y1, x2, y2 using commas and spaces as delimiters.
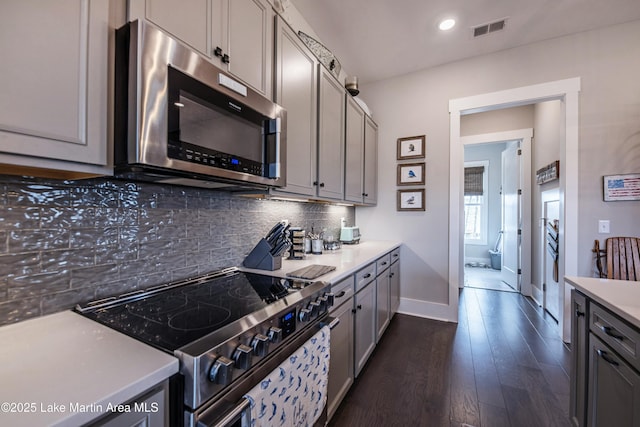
311, 239, 323, 255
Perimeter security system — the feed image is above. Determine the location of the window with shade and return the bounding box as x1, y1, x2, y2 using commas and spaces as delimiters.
464, 161, 489, 244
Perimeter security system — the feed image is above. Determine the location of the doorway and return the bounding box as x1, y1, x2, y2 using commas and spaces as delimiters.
461, 130, 532, 296
449, 77, 581, 342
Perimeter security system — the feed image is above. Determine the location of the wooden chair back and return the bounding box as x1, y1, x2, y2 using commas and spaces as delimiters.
594, 237, 640, 280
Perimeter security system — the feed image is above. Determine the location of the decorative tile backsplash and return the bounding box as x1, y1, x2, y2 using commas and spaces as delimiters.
0, 175, 354, 326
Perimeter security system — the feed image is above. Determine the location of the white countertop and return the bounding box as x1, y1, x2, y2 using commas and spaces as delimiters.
242, 240, 402, 284
566, 276, 640, 328
0, 311, 178, 427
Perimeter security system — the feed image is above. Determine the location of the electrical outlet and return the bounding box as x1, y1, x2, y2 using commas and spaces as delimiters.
598, 220, 610, 234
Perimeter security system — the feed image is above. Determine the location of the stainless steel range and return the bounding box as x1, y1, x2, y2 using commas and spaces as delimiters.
76, 267, 333, 426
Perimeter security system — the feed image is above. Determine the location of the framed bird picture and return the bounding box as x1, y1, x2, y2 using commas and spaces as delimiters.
397, 189, 425, 211
397, 135, 425, 160
397, 162, 425, 185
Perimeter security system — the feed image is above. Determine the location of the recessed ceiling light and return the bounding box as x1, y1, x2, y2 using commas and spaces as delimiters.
439, 18, 456, 31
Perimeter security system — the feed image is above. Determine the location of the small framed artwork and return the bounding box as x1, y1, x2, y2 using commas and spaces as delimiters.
603, 174, 640, 201
397, 189, 425, 211
397, 162, 425, 186
397, 135, 425, 160
536, 160, 560, 184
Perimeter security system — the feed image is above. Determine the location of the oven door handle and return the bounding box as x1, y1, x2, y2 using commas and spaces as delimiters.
320, 316, 340, 330
204, 397, 251, 427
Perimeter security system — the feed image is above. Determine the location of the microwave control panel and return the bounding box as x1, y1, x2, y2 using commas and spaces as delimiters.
168, 140, 264, 177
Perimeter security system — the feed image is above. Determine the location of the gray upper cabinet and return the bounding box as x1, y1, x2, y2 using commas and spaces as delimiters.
0, 0, 112, 176
274, 17, 318, 196
132, 0, 208, 54
129, 0, 273, 97
317, 66, 346, 201
344, 96, 366, 203
363, 115, 378, 205
212, 0, 273, 97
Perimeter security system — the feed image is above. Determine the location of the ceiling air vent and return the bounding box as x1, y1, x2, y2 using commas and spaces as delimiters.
473, 18, 507, 38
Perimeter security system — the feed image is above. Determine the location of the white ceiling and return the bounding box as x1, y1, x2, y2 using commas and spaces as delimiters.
289, 0, 640, 84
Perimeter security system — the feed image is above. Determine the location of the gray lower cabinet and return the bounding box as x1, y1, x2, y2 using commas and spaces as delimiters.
572, 291, 640, 427
327, 247, 401, 420
91, 382, 168, 427
587, 335, 640, 426
389, 258, 400, 316
375, 254, 391, 343
327, 276, 355, 420
570, 290, 588, 427
354, 277, 376, 378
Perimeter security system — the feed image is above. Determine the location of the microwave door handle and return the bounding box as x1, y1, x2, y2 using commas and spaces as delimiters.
272, 117, 281, 179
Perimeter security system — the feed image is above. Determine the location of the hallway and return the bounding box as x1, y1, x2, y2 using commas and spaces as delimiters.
464, 266, 516, 293
329, 288, 571, 426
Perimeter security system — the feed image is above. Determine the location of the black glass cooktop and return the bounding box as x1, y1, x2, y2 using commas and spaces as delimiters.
80, 272, 302, 352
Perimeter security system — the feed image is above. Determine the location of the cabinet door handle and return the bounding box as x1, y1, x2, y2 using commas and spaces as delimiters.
597, 349, 620, 366
363, 273, 371, 279
575, 309, 585, 317
319, 182, 325, 187
389, 272, 394, 278
335, 291, 346, 298
602, 326, 624, 341
222, 54, 230, 64
214, 46, 223, 57
357, 304, 362, 310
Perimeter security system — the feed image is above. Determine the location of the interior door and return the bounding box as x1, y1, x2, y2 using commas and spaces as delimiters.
501, 143, 520, 290
544, 199, 560, 320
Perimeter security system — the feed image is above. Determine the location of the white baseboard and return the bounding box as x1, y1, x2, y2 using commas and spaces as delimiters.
397, 297, 457, 323
531, 285, 543, 306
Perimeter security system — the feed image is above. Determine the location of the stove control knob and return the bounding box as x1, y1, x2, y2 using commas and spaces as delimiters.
317, 296, 329, 314
308, 301, 320, 318
299, 308, 311, 323
268, 327, 283, 344
233, 344, 253, 370
209, 356, 233, 385
325, 292, 335, 307
251, 334, 269, 357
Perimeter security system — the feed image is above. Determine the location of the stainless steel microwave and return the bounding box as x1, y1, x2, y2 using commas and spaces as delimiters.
114, 20, 286, 189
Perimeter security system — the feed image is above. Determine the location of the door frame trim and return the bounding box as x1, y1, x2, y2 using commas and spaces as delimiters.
449, 77, 580, 342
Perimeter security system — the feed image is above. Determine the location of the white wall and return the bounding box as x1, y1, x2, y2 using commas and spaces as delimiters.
356, 20, 640, 320
461, 105, 534, 136
532, 101, 563, 288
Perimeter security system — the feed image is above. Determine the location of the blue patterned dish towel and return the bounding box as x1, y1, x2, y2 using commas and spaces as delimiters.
244, 325, 330, 427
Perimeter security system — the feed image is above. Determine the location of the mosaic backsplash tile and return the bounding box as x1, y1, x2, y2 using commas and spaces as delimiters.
0, 175, 354, 326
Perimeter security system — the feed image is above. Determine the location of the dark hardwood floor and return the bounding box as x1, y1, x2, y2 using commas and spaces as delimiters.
329, 287, 572, 427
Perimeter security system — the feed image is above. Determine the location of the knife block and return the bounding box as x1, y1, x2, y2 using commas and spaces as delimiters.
243, 238, 282, 271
